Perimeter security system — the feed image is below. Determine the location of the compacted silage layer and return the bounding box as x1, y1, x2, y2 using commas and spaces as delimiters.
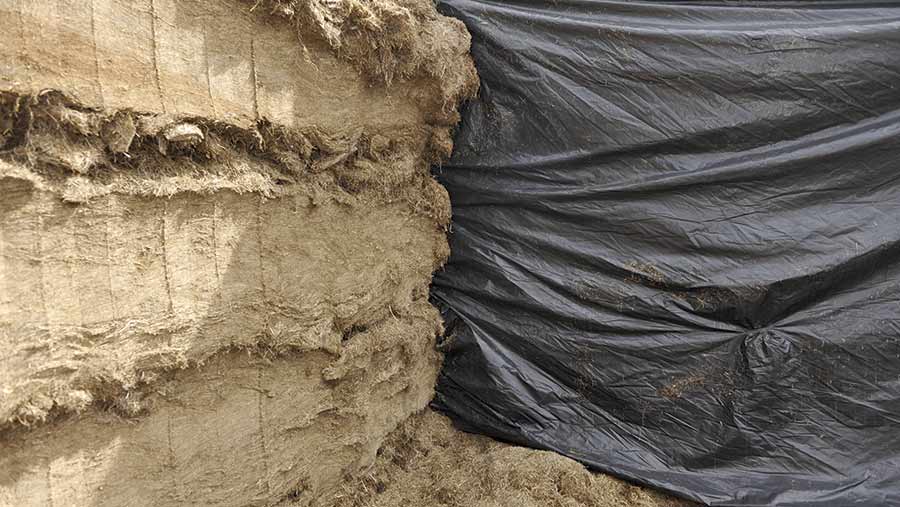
0, 0, 476, 505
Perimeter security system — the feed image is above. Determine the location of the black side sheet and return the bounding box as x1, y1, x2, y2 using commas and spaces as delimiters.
431, 2, 900, 506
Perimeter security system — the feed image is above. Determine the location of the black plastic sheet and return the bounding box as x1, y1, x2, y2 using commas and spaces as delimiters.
431, 2, 900, 505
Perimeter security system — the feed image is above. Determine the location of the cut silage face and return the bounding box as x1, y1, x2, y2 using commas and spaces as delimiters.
0, 0, 477, 505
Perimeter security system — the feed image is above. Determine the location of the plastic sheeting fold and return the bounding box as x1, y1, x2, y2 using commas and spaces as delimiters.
432, 1, 900, 505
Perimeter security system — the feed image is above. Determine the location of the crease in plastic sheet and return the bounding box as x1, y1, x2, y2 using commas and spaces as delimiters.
431, 1, 900, 505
